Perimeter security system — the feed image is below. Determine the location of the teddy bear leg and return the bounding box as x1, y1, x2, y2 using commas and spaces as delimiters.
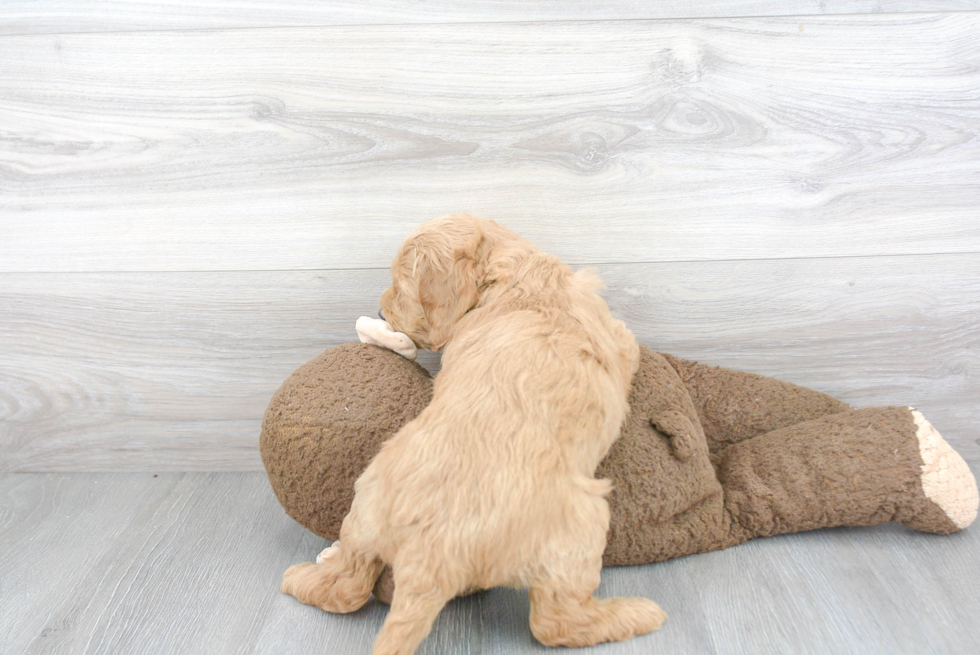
713, 406, 978, 539
662, 354, 851, 454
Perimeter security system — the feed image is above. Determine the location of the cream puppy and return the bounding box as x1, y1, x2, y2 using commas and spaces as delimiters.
281, 214, 665, 655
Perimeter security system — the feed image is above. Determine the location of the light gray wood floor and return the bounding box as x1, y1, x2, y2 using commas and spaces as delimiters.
2, 468, 978, 655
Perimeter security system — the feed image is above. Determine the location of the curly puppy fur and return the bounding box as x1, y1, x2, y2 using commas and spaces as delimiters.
281, 214, 666, 654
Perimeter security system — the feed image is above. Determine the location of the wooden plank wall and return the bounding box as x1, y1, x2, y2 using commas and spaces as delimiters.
1, 2, 978, 470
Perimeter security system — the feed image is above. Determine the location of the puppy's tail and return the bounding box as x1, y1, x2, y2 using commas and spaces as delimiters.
575, 475, 614, 498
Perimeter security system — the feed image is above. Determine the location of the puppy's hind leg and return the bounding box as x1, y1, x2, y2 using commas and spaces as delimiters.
528, 490, 666, 647
281, 509, 383, 614
530, 580, 666, 648
371, 559, 456, 655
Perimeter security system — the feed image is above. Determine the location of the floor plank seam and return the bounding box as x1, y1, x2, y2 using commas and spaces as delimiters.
4, 8, 980, 40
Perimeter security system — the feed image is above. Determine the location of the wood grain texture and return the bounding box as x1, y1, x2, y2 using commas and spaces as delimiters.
0, 473, 325, 654
4, 1, 980, 35
2, 14, 979, 272
2, 471, 979, 654
686, 505, 980, 655
0, 474, 187, 653
2, 252, 977, 472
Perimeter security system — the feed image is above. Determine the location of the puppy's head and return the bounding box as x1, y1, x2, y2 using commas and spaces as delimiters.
380, 214, 489, 351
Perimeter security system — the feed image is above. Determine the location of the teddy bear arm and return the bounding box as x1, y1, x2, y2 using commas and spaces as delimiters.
649, 410, 700, 461
660, 353, 852, 454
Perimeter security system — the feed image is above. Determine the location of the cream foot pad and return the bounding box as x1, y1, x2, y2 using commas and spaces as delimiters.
912, 408, 979, 530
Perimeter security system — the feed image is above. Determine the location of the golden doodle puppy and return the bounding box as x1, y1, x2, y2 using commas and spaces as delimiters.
281, 214, 666, 654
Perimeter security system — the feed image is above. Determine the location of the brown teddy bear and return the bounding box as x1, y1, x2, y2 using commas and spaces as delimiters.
261, 326, 978, 604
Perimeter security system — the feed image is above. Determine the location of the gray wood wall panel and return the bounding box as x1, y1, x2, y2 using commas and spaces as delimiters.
4, 1, 980, 35
2, 253, 976, 472
2, 471, 979, 654
1, 8, 977, 472
2, 15, 978, 272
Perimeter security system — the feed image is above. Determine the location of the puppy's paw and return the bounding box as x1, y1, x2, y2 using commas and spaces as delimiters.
532, 595, 666, 647
280, 557, 375, 614
614, 597, 667, 637
281, 562, 318, 596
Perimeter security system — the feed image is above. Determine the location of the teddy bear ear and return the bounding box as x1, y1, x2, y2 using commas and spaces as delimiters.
650, 410, 703, 462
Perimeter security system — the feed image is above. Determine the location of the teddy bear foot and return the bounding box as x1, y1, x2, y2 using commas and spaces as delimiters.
910, 408, 979, 531
316, 541, 340, 563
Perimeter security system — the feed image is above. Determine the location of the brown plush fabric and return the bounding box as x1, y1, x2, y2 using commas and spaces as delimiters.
662, 354, 852, 453
599, 349, 721, 566
261, 343, 972, 605
260, 343, 433, 541
715, 406, 960, 538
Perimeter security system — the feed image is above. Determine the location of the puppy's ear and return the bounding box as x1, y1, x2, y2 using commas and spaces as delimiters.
417, 230, 484, 351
